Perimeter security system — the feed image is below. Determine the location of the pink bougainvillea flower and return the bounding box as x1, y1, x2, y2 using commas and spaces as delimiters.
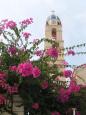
25, 18, 33, 24
0, 25, 5, 31
0, 19, 8, 30
0, 79, 8, 90
29, 18, 33, 23
8, 46, 16, 55
63, 70, 72, 77
0, 71, 6, 80
46, 48, 58, 58
32, 103, 39, 110
0, 94, 6, 105
6, 20, 16, 29
67, 50, 75, 56
62, 60, 68, 66
0, 80, 18, 95
20, 18, 33, 26
58, 81, 81, 103
17, 62, 33, 77
33, 39, 39, 44
1, 19, 8, 23
9, 65, 17, 72
22, 32, 31, 39
51, 111, 61, 115
7, 84, 18, 94
58, 88, 70, 103
76, 111, 80, 115
34, 50, 44, 57
69, 81, 80, 93
32, 66, 41, 78
41, 81, 49, 89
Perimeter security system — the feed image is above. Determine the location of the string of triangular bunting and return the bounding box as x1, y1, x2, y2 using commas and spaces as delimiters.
61, 43, 86, 51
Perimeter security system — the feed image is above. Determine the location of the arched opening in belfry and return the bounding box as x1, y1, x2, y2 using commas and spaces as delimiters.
52, 28, 57, 39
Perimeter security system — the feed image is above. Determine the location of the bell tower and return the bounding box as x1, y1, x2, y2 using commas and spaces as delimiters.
45, 11, 64, 65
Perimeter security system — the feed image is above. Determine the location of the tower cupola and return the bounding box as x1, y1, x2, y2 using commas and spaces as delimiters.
46, 11, 61, 26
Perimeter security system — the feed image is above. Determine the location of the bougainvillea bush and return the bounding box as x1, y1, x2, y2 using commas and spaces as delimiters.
0, 18, 86, 115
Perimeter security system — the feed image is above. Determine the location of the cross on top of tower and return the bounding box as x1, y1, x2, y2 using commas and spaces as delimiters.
51, 10, 55, 15
46, 11, 61, 26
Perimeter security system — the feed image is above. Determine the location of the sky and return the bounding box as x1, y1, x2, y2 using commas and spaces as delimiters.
0, 0, 86, 67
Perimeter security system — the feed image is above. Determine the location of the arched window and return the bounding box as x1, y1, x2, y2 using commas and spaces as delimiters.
52, 28, 57, 39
